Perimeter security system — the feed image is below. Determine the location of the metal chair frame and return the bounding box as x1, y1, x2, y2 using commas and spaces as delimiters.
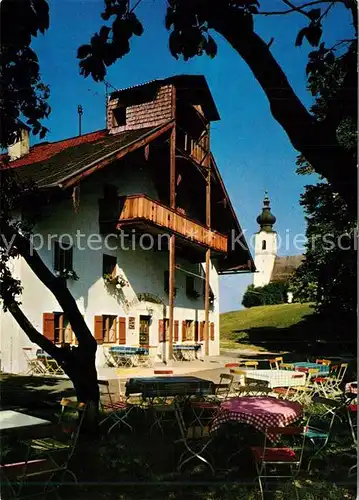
98, 380, 134, 433
306, 396, 349, 471
251, 424, 307, 500
174, 401, 215, 475
3, 400, 86, 498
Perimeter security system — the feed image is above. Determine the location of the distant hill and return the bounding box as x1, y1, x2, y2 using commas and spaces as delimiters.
220, 303, 314, 351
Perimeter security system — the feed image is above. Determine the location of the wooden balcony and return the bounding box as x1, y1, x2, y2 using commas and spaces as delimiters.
115, 195, 228, 254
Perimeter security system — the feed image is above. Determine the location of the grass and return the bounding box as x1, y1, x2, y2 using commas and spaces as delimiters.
220, 303, 315, 351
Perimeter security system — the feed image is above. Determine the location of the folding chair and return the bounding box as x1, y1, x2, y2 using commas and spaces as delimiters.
230, 368, 246, 390
243, 360, 259, 370
305, 396, 347, 471
98, 380, 135, 433
268, 358, 279, 370
312, 363, 348, 397
149, 382, 186, 436
3, 402, 86, 498
174, 401, 215, 475
189, 374, 233, 428
273, 371, 313, 403
22, 348, 46, 375
250, 425, 307, 500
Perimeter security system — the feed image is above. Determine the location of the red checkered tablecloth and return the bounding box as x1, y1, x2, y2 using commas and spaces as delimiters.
345, 382, 358, 395
211, 396, 303, 442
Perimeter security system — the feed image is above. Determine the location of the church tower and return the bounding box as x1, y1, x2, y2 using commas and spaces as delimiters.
253, 193, 277, 287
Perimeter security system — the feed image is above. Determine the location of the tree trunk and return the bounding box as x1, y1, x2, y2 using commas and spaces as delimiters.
62, 346, 100, 433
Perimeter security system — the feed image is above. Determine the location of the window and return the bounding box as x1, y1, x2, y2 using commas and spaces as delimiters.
103, 254, 117, 276
54, 241, 73, 272
54, 313, 72, 344
262, 240, 266, 250
113, 106, 127, 127
102, 315, 117, 343
183, 320, 194, 341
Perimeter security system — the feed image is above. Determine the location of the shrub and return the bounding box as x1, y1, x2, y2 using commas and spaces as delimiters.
242, 283, 288, 308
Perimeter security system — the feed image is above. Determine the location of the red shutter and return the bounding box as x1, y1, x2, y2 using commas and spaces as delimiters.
158, 319, 165, 342
118, 317, 126, 345
94, 316, 103, 344
182, 321, 186, 342
194, 321, 199, 342
43, 313, 55, 342
210, 322, 215, 341
174, 320, 179, 343
199, 321, 205, 341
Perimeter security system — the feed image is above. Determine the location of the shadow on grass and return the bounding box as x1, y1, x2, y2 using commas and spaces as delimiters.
0, 373, 75, 416
230, 313, 356, 361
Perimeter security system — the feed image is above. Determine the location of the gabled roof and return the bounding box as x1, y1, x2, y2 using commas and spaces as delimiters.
3, 124, 172, 188
270, 255, 303, 283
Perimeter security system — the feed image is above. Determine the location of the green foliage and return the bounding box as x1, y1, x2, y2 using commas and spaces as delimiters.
242, 282, 288, 308
0, 0, 51, 148
292, 42, 357, 336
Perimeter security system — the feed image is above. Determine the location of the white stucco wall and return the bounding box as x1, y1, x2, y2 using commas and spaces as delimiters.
253, 230, 277, 287
0, 161, 220, 374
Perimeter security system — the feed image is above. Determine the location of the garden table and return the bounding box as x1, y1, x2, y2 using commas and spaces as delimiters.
108, 346, 149, 367
173, 344, 201, 361
211, 396, 303, 442
125, 376, 214, 399
0, 410, 51, 433
241, 369, 306, 388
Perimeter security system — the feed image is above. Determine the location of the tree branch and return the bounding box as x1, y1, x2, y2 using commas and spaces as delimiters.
7, 302, 64, 362
2, 226, 97, 353
259, 0, 331, 15
208, 7, 356, 212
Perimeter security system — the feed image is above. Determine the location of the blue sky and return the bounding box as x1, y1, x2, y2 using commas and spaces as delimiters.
31, 0, 353, 312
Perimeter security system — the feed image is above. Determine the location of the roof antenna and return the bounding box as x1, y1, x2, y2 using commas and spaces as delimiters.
77, 105, 83, 136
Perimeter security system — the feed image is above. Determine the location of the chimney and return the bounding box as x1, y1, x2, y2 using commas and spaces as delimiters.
8, 128, 30, 161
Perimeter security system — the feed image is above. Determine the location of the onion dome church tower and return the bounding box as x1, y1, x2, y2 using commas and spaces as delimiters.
253, 193, 277, 287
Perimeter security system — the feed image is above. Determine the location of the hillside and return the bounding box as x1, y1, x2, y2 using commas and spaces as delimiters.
220, 303, 314, 351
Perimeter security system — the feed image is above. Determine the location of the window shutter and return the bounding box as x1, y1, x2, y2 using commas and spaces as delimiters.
199, 321, 205, 341
174, 320, 179, 343
94, 316, 103, 344
210, 322, 215, 341
194, 321, 199, 342
158, 319, 165, 342
118, 317, 126, 345
182, 321, 186, 342
43, 313, 55, 342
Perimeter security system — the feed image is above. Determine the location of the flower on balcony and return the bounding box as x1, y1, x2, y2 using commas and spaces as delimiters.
103, 273, 128, 288
55, 269, 79, 281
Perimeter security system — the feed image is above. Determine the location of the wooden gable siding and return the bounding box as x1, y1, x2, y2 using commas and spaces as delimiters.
108, 85, 173, 134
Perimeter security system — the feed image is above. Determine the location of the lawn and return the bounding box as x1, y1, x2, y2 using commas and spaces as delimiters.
220, 303, 315, 352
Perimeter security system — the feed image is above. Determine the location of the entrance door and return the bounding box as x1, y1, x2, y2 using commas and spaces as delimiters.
139, 316, 150, 346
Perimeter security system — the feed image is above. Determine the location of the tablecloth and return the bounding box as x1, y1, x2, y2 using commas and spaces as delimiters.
241, 369, 306, 388
345, 382, 358, 395
125, 376, 214, 398
211, 396, 303, 441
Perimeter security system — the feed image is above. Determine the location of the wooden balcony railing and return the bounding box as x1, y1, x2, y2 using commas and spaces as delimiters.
116, 195, 228, 253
